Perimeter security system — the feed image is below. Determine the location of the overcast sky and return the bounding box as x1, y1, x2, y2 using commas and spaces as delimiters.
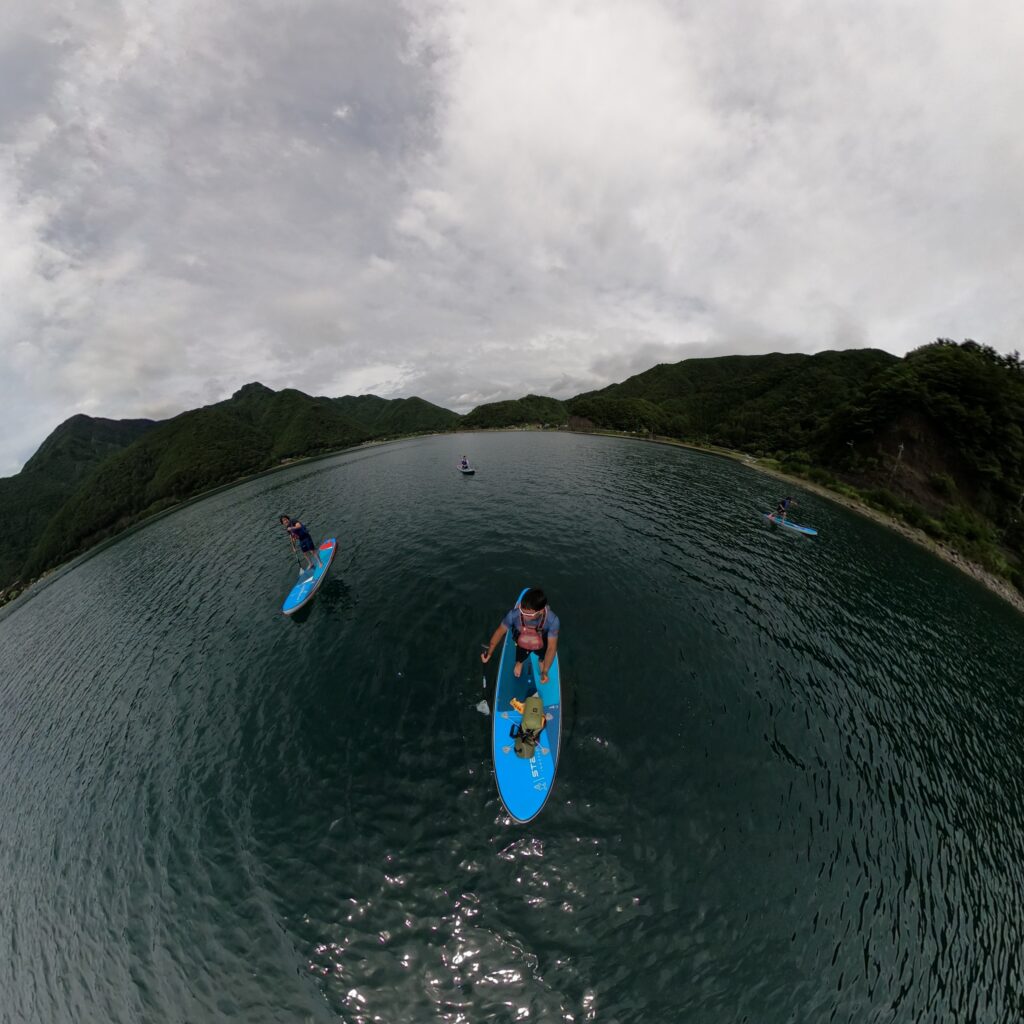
2, 0, 1023, 473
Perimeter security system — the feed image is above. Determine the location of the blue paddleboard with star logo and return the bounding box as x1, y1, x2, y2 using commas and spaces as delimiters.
281, 538, 337, 615
491, 587, 562, 823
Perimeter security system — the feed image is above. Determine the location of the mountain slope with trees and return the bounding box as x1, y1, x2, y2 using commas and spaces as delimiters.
566, 341, 1023, 588
569, 349, 899, 451
332, 394, 461, 434
811, 340, 1024, 580
4, 342, 1022, 602
0, 415, 155, 586
460, 395, 568, 429
2, 385, 458, 599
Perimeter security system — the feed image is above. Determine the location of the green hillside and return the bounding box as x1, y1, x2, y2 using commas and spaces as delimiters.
332, 394, 461, 434
2, 384, 460, 596
20, 386, 371, 579
568, 341, 1023, 588
461, 394, 568, 429
570, 349, 898, 451
0, 416, 154, 586
5, 344, 1023, 603
811, 340, 1024, 580
21, 414, 157, 480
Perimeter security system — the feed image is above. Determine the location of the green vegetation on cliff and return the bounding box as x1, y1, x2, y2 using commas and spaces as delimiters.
461, 395, 568, 429
4, 341, 1023, 602
3, 384, 455, 596
332, 394, 461, 434
21, 386, 372, 578
568, 341, 1023, 589
570, 349, 899, 450
0, 416, 155, 587
812, 340, 1024, 583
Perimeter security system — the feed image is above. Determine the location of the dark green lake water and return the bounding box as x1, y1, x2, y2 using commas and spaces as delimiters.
1, 432, 1022, 1023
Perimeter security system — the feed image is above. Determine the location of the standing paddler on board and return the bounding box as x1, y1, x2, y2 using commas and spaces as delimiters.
481, 587, 560, 684
279, 514, 324, 574
770, 496, 796, 523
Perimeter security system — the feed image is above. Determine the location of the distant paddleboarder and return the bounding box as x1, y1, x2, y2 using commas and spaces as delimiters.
481, 587, 560, 684
280, 515, 323, 573
772, 496, 796, 522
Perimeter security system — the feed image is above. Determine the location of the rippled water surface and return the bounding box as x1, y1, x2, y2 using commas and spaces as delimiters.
2, 432, 1023, 1023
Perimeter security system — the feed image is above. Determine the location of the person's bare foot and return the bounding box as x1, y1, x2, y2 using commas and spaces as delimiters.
513, 661, 523, 678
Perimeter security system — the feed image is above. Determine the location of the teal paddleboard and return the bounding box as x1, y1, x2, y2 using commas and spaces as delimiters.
763, 513, 817, 536
491, 588, 562, 823
282, 538, 337, 615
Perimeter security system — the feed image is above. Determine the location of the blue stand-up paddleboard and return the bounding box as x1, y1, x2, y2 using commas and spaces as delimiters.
763, 513, 818, 536
282, 538, 337, 615
491, 588, 562, 823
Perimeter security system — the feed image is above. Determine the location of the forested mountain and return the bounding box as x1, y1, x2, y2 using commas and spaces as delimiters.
812, 340, 1024, 577
21, 414, 157, 480
569, 349, 898, 451
0, 415, 155, 586
4, 342, 1023, 602
461, 395, 568, 429
332, 394, 461, 434
565, 341, 1023, 586
19, 385, 372, 579
1, 385, 456, 599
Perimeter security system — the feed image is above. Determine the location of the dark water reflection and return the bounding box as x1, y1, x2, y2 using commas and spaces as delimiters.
1, 432, 1021, 1023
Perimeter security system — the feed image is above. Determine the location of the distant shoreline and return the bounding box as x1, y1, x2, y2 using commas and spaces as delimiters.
0, 435, 416, 616
4, 426, 1022, 619
575, 428, 1024, 617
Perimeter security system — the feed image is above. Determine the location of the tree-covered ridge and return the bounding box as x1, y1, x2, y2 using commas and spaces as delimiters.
570, 349, 899, 450
2, 384, 458, 597
819, 341, 1024, 504
568, 340, 1024, 588
4, 343, 1023, 601
0, 415, 155, 586
813, 340, 1024, 579
21, 414, 157, 480
21, 389, 373, 578
461, 395, 568, 429
332, 394, 461, 434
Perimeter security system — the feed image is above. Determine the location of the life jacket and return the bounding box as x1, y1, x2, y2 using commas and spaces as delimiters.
288, 523, 311, 543
511, 693, 546, 758
516, 607, 547, 651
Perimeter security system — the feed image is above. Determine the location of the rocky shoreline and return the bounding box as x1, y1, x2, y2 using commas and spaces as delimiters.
5, 428, 1023, 618
629, 432, 1024, 617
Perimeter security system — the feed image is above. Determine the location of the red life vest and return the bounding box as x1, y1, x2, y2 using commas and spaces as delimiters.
516, 607, 547, 651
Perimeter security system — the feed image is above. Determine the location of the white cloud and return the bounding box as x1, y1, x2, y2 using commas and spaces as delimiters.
1, 0, 1023, 472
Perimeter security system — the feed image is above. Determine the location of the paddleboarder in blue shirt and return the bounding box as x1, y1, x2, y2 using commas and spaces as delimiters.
772, 496, 796, 522
280, 515, 323, 573
481, 588, 560, 684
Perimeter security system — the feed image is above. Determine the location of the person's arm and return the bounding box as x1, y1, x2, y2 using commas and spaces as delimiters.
539, 635, 558, 683
481, 623, 508, 662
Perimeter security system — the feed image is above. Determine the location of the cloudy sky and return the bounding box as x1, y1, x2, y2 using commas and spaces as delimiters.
2, 0, 1023, 473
